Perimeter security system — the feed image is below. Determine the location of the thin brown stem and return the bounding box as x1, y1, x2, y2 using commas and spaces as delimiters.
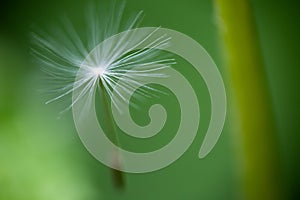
99, 79, 125, 189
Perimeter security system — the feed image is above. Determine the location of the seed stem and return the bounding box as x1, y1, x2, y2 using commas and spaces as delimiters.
99, 78, 125, 189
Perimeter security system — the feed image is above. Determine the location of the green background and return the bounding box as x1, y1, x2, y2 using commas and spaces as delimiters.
0, 0, 299, 199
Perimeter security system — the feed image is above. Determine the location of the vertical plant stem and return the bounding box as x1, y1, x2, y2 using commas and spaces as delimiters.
99, 79, 125, 189
214, 0, 283, 199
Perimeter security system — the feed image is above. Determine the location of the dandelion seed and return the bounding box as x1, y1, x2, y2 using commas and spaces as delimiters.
31, 2, 175, 113
31, 1, 175, 189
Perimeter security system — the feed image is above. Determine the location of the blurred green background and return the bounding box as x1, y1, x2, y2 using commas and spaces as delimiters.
0, 0, 299, 199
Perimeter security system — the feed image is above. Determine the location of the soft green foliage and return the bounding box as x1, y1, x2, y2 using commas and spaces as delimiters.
0, 0, 299, 199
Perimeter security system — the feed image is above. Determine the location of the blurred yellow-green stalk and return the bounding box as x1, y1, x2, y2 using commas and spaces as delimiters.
214, 0, 283, 199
